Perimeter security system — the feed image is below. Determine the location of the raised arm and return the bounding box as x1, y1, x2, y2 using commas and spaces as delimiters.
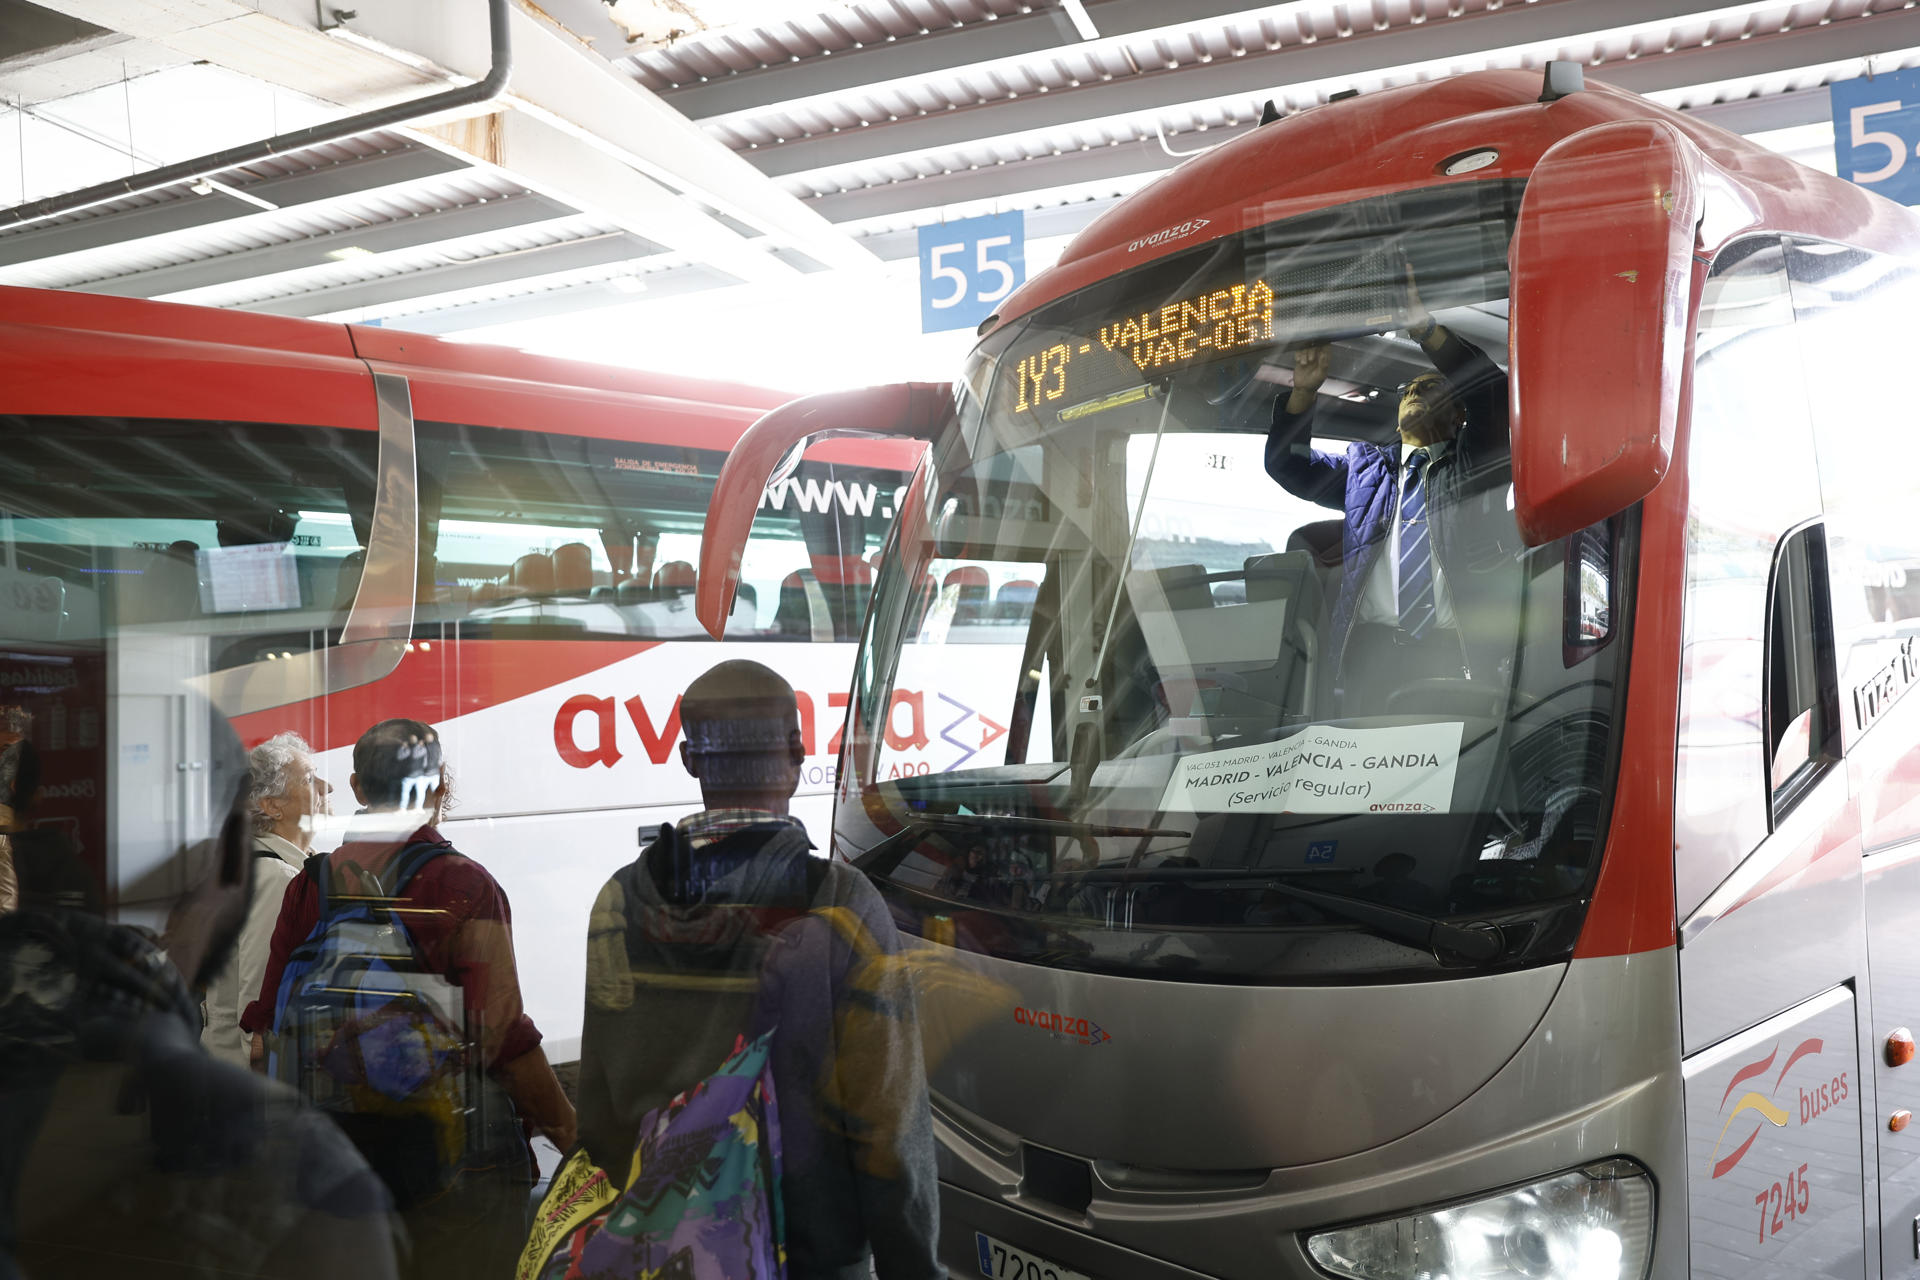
1264, 342, 1349, 508
1403, 268, 1507, 461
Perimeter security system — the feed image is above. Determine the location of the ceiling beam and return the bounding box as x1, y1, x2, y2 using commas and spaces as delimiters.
21, 0, 442, 106
0, 143, 470, 271
78, 191, 586, 297
239, 231, 655, 317
742, 0, 1901, 179
339, 1, 874, 273
407, 110, 783, 285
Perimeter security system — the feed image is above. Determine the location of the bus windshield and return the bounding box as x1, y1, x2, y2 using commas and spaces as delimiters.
843, 179, 1632, 983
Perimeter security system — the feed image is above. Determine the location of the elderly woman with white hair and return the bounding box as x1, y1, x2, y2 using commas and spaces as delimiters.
200, 730, 332, 1068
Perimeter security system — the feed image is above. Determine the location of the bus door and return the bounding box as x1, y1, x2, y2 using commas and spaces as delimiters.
1786, 235, 1920, 1278
0, 307, 413, 913
1673, 238, 1868, 1277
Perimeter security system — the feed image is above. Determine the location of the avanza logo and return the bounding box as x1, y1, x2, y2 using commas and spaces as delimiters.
1126, 218, 1210, 254
1711, 1037, 1846, 1179
553, 687, 1006, 772
1013, 1006, 1112, 1047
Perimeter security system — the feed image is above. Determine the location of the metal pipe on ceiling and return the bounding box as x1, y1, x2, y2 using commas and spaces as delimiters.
0, 0, 512, 232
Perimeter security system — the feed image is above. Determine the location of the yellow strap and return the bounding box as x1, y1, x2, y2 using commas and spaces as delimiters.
515, 1148, 618, 1280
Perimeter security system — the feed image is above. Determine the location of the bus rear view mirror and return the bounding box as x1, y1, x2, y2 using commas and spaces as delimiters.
696, 382, 953, 639
1509, 119, 1703, 546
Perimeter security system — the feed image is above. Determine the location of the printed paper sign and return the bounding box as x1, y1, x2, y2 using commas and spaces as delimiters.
1159, 722, 1465, 815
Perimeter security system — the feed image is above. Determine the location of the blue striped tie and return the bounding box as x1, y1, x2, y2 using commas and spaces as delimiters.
1397, 449, 1435, 639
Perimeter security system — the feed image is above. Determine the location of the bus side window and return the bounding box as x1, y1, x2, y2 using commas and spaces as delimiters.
1673, 237, 1826, 924
1765, 523, 1841, 817
0, 415, 379, 668
1787, 238, 1920, 851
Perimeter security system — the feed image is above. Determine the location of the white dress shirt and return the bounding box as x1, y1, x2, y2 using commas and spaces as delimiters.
1357, 439, 1457, 629
200, 832, 306, 1068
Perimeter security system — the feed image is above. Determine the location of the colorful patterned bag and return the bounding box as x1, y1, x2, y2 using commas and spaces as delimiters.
518, 1030, 786, 1280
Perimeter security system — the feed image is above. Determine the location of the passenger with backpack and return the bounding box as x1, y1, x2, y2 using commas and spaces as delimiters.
533, 660, 940, 1280
243, 718, 575, 1280
1, 689, 400, 1280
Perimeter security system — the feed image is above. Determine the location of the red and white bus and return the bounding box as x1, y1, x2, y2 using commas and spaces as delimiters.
0, 286, 968, 1058
697, 66, 1920, 1280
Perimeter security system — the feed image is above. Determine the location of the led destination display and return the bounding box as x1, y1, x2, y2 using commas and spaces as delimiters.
1006, 279, 1276, 416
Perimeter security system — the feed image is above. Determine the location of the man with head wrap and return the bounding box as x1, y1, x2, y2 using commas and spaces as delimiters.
0, 689, 399, 1279
574, 659, 941, 1280
243, 717, 574, 1280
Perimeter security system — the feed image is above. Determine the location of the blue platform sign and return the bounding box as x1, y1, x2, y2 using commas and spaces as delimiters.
918, 211, 1025, 333
1832, 68, 1920, 206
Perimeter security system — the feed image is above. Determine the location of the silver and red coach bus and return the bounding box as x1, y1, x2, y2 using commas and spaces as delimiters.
697, 66, 1920, 1279
0, 287, 969, 1058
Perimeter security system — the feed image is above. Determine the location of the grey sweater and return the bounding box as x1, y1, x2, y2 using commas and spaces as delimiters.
575, 820, 941, 1280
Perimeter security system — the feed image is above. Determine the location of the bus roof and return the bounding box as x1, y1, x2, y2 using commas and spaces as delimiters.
0, 283, 794, 415
988, 68, 1920, 334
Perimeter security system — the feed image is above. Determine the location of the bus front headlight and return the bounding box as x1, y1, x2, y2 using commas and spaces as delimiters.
1304, 1159, 1654, 1280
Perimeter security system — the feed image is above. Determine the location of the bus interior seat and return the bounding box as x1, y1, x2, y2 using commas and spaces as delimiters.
1124, 558, 1320, 722
1244, 551, 1322, 713
552, 542, 594, 595
944, 566, 990, 624
654, 560, 696, 597
513, 552, 555, 595
774, 569, 834, 641
1288, 519, 1344, 569
995, 579, 1039, 620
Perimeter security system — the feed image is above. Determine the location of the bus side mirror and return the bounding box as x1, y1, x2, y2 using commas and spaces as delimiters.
696, 382, 951, 639
1508, 119, 1703, 546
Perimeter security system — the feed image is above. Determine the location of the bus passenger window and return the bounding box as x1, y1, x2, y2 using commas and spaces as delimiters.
0, 415, 378, 671
1765, 523, 1840, 814
418, 421, 909, 641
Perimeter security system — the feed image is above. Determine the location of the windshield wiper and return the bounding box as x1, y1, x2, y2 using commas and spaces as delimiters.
1259, 878, 1504, 964
912, 812, 1188, 839
853, 817, 1501, 964
851, 812, 1189, 877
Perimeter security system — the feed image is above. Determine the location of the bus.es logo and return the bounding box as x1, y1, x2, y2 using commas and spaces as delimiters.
1711, 1038, 1846, 1179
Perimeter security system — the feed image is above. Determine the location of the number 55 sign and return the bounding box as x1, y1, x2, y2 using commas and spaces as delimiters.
1833, 68, 1920, 206
918, 211, 1025, 333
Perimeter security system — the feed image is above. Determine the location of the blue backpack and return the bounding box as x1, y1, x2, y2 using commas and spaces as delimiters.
266, 841, 483, 1207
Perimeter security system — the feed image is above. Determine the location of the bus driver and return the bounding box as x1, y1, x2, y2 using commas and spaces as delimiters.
1263, 273, 1511, 715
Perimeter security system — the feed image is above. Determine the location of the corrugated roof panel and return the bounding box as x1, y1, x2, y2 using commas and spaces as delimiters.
162, 216, 625, 309
627, 0, 1016, 86
0, 166, 537, 290
705, 0, 1894, 188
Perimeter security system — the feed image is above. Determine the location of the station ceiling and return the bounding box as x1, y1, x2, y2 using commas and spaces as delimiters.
0, 0, 1905, 333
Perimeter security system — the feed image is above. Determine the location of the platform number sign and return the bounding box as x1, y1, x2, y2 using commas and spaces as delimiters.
918, 211, 1025, 333
1832, 68, 1920, 206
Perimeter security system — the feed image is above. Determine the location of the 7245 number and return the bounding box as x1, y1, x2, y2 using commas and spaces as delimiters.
1755, 1163, 1811, 1243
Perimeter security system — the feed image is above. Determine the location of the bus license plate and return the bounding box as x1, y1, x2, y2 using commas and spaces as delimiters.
975, 1231, 1092, 1280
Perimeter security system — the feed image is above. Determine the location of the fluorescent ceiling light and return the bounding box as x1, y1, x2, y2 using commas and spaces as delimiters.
1060, 0, 1101, 41
326, 246, 377, 262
